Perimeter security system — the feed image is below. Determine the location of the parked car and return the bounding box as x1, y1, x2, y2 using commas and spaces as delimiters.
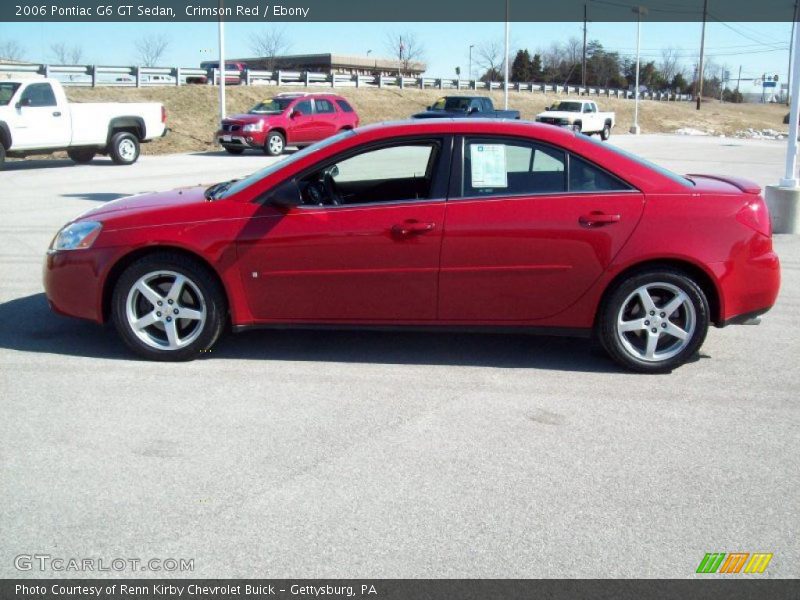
189, 62, 247, 85
215, 93, 359, 156
536, 100, 615, 140
0, 78, 167, 169
412, 96, 521, 120
43, 120, 780, 372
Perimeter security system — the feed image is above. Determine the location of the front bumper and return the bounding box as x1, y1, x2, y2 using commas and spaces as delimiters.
43, 249, 111, 324
216, 130, 266, 148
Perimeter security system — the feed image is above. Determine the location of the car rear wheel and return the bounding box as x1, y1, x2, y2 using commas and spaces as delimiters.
572, 122, 582, 134
223, 145, 245, 155
112, 253, 226, 361
109, 132, 140, 165
598, 269, 709, 373
264, 131, 285, 156
600, 123, 611, 141
67, 149, 96, 164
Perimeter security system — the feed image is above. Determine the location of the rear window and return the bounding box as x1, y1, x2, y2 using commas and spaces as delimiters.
585, 137, 693, 187
335, 99, 354, 113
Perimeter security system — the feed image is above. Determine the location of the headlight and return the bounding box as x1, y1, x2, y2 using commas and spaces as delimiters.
49, 221, 103, 252
243, 122, 263, 132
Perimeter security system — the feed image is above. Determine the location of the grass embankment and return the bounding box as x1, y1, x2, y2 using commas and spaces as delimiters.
65, 85, 791, 156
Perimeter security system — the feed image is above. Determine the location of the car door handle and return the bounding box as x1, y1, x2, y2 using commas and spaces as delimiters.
579, 212, 620, 227
391, 221, 435, 238
52, 111, 62, 117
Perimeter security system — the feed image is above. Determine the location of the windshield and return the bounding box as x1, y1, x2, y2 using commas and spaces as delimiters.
249, 98, 293, 114
212, 129, 358, 200
585, 137, 693, 187
550, 101, 582, 112
0, 82, 20, 106
432, 97, 472, 111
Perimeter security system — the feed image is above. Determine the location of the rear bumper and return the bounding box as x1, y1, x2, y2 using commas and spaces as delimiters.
712, 242, 780, 326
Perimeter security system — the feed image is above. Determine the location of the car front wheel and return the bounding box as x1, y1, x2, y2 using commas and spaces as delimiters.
598, 269, 709, 373
264, 131, 285, 156
68, 149, 96, 164
223, 145, 245, 155
112, 253, 226, 361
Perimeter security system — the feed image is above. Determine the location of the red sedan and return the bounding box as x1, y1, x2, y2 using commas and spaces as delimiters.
43, 120, 780, 372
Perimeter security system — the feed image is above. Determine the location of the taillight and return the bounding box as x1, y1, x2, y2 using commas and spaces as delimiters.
161, 106, 167, 123
737, 196, 772, 237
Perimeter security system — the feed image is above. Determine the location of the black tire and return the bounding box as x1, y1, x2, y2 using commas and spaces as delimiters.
67, 148, 96, 164
264, 131, 285, 156
0, 144, 5, 170
600, 123, 611, 141
111, 253, 227, 361
572, 122, 582, 134
223, 145, 245, 155
108, 131, 140, 165
597, 269, 710, 373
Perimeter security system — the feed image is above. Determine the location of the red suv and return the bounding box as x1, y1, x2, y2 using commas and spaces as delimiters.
215, 93, 360, 156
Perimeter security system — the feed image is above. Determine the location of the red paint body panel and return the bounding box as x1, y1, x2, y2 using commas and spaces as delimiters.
43, 120, 780, 336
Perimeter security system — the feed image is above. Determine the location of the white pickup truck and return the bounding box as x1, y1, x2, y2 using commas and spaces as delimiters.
0, 78, 167, 169
535, 100, 615, 140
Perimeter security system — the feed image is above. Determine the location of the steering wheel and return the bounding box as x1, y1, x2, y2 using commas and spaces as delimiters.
323, 171, 342, 206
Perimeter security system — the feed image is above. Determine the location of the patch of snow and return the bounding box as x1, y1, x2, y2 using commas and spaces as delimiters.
733, 128, 787, 140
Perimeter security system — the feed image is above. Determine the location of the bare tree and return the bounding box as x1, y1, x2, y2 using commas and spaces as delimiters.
475, 40, 506, 81
50, 42, 83, 64
384, 31, 426, 73
249, 28, 292, 71
563, 36, 582, 67
659, 47, 680, 84
0, 40, 24, 61
135, 34, 170, 67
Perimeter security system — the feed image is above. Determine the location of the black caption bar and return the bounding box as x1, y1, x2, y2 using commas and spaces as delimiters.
2, 0, 799, 22
3, 580, 800, 600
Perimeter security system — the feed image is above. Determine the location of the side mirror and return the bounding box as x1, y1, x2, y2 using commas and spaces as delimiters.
263, 179, 302, 208
328, 165, 340, 178
468, 106, 479, 114
15, 98, 31, 109
290, 110, 302, 119
545, 105, 551, 111
426, 105, 432, 110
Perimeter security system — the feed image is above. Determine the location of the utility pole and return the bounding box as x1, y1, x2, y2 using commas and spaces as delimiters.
504, 0, 510, 109
582, 2, 588, 88
696, 0, 708, 110
788, 0, 799, 105
469, 44, 474, 81
736, 65, 742, 92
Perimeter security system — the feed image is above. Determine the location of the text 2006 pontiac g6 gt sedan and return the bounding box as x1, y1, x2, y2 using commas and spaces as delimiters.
44, 120, 780, 372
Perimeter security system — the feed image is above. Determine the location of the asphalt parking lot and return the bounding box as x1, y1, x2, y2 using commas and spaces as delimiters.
0, 135, 798, 578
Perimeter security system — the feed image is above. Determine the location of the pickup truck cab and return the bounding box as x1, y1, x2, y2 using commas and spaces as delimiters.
412, 96, 521, 120
0, 78, 166, 168
535, 100, 615, 140
216, 92, 360, 156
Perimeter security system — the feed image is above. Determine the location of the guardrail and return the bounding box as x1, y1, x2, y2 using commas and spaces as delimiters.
0, 63, 694, 101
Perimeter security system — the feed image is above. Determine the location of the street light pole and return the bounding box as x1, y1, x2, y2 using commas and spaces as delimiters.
629, 5, 646, 134
469, 44, 474, 81
504, 0, 510, 109
218, 0, 225, 123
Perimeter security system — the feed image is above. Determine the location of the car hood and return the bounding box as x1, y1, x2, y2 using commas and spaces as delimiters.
77, 186, 210, 221
223, 113, 279, 124
537, 111, 580, 119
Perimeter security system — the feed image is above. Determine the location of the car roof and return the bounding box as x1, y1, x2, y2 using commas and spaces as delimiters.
353, 118, 577, 143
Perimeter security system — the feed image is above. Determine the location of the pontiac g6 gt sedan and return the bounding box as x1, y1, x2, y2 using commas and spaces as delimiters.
43, 120, 780, 372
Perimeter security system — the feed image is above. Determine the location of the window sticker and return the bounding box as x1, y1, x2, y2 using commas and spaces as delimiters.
470, 144, 507, 188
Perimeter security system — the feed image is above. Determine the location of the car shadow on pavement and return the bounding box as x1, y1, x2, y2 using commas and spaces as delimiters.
2, 159, 119, 171
0, 293, 619, 373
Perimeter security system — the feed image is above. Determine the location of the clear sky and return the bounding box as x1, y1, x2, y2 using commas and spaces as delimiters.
0, 20, 793, 93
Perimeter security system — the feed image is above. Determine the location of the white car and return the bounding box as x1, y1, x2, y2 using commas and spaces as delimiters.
0, 78, 167, 168
535, 100, 615, 140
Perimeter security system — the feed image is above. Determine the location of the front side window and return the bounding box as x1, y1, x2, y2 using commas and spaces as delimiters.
464, 139, 566, 197
293, 100, 312, 115
250, 98, 293, 114
314, 99, 335, 113
551, 101, 582, 112
20, 83, 56, 107
299, 141, 441, 206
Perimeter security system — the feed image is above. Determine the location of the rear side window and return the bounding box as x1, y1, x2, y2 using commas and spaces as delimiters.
294, 100, 312, 115
20, 83, 56, 107
569, 154, 631, 192
315, 99, 335, 113
464, 138, 566, 197
335, 99, 354, 113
